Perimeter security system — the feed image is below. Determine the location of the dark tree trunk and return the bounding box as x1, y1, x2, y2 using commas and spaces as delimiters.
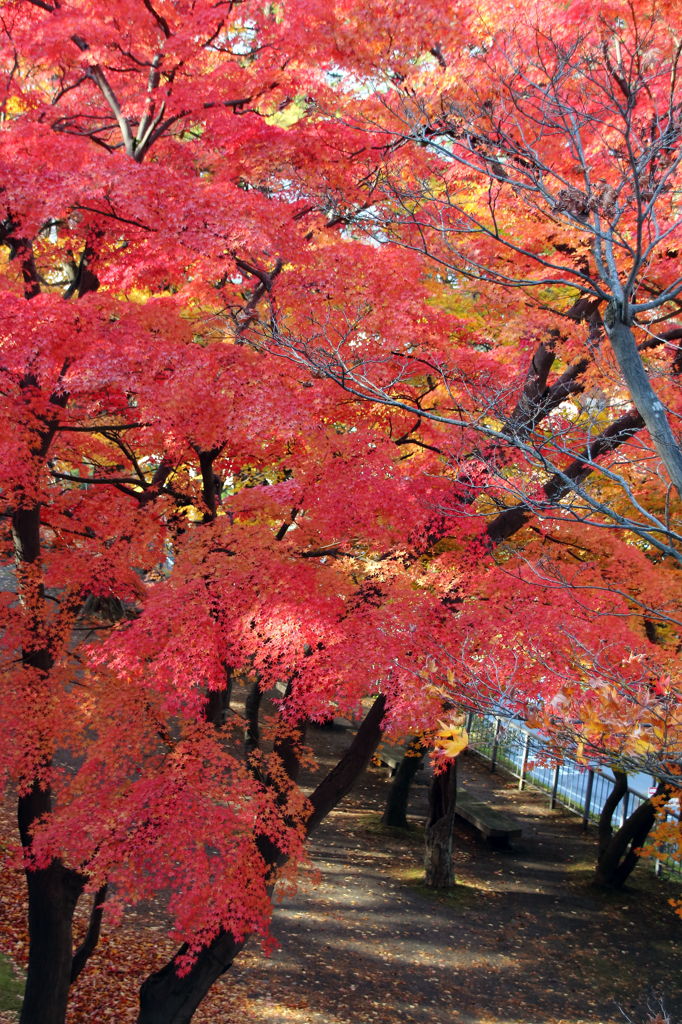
424, 759, 457, 888
244, 677, 263, 756
382, 736, 425, 828
305, 695, 386, 834
137, 695, 386, 1024
194, 444, 226, 523
273, 717, 307, 785
13, 495, 105, 1023
138, 933, 247, 1024
13, 499, 84, 1024
18, 785, 84, 1024
595, 779, 668, 889
206, 666, 233, 726
597, 769, 628, 859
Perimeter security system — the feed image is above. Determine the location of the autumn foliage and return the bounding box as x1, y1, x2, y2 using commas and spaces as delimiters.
2, 0, 682, 1021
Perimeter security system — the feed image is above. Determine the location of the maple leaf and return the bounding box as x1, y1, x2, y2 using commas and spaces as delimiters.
434, 721, 469, 758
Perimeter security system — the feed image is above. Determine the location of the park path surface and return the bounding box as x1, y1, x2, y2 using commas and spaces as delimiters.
216, 726, 682, 1024
1, 713, 681, 1024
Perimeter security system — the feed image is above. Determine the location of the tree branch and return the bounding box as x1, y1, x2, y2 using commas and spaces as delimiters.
70, 884, 108, 983
503, 337, 557, 438
50, 472, 147, 486
142, 0, 171, 38
136, 695, 386, 1024
306, 694, 386, 834
486, 408, 645, 544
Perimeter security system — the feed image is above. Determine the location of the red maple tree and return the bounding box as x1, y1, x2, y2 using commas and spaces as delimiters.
2, 2, 682, 1023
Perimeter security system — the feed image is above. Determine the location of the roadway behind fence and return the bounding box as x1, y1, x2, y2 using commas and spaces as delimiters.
465, 713, 680, 877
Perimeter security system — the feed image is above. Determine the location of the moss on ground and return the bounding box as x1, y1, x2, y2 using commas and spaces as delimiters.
0, 953, 24, 1013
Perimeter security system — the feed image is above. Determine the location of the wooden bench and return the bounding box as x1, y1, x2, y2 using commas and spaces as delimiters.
456, 788, 522, 845
375, 744, 423, 776
375, 747, 521, 845
279, 704, 522, 845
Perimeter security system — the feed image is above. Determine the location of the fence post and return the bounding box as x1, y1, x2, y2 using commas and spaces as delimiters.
490, 717, 501, 773
550, 765, 560, 809
518, 733, 531, 791
466, 711, 473, 734
582, 770, 595, 830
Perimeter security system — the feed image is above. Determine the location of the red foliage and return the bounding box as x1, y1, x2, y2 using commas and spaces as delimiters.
2, 0, 682, 1018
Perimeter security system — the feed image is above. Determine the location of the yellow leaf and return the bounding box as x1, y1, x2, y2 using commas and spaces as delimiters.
434, 722, 469, 758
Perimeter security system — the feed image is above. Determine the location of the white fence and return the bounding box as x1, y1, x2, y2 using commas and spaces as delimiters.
466, 713, 680, 876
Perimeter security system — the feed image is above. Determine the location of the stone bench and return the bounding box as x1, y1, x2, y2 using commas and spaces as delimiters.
456, 788, 522, 845
366, 743, 523, 844
375, 744, 423, 776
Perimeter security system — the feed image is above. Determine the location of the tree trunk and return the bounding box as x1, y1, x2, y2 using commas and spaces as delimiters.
606, 316, 682, 499
13, 494, 105, 1022
138, 933, 247, 1024
18, 785, 84, 1024
137, 695, 386, 1024
594, 779, 668, 889
305, 695, 386, 834
206, 666, 233, 726
424, 760, 457, 888
382, 736, 425, 828
13, 499, 84, 1024
597, 769, 628, 859
244, 677, 262, 756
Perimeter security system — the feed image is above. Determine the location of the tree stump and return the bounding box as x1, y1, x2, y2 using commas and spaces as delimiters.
424, 760, 457, 887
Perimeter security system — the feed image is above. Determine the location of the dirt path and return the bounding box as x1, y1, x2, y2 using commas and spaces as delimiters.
2, 717, 681, 1023
219, 725, 682, 1024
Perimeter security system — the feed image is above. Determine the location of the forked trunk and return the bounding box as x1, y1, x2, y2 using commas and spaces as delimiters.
424, 760, 457, 888
594, 777, 668, 889
597, 769, 628, 860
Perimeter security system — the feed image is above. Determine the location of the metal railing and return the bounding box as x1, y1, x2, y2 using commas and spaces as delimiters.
466, 713, 680, 876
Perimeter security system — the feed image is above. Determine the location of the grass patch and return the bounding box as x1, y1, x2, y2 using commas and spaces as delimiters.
0, 953, 24, 1013
358, 813, 496, 906
358, 813, 424, 844
394, 864, 498, 907
562, 853, 682, 919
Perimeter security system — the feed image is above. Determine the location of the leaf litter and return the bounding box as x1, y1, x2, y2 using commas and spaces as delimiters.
1, 730, 681, 1024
